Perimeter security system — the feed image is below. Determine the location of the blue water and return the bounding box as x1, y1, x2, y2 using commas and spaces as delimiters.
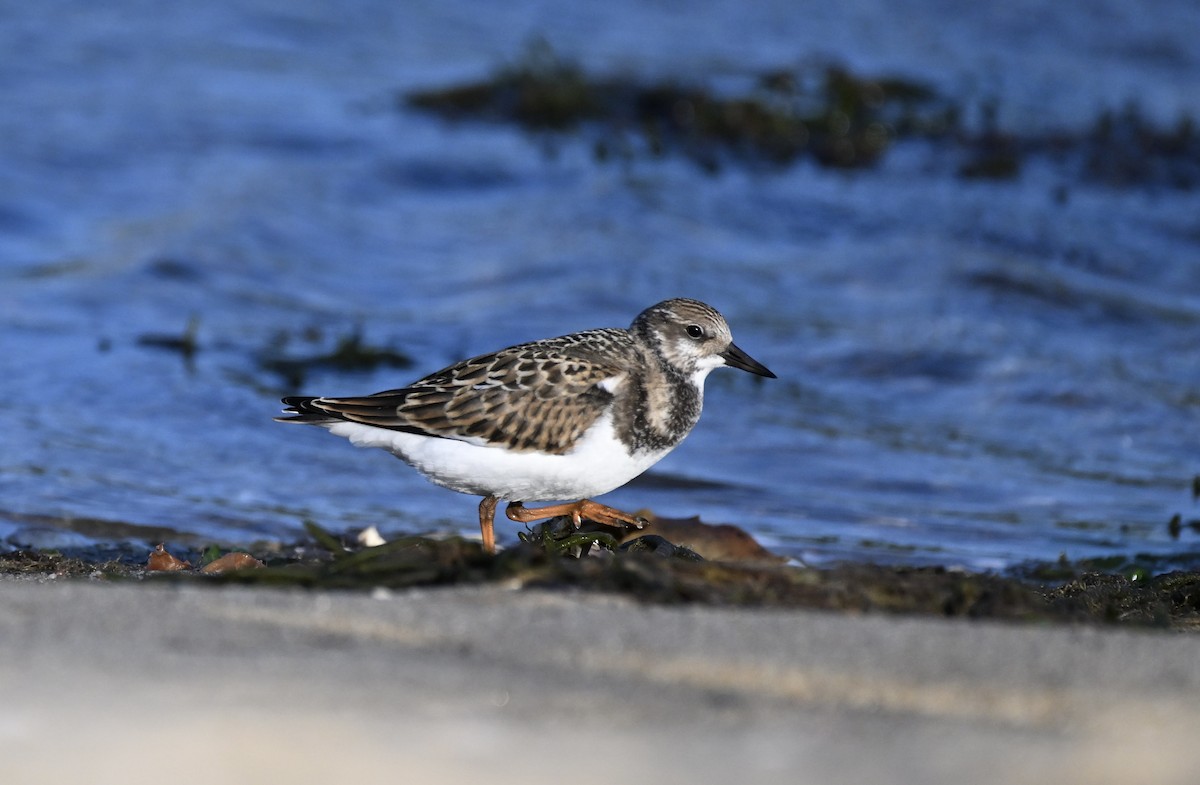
3, 0, 1199, 570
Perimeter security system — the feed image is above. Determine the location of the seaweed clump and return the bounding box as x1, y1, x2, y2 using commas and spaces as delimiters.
958, 101, 1200, 189
1042, 572, 1200, 628
196, 523, 1200, 627
0, 549, 137, 581
201, 526, 1040, 614
405, 41, 951, 172
404, 43, 1200, 190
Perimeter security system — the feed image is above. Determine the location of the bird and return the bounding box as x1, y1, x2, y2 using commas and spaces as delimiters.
276, 298, 776, 553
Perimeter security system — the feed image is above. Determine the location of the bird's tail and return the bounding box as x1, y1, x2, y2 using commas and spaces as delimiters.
275, 396, 339, 424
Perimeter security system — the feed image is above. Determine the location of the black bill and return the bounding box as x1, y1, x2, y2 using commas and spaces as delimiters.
720, 342, 776, 378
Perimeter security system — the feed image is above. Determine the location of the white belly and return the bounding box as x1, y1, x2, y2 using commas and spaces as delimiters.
324, 413, 672, 502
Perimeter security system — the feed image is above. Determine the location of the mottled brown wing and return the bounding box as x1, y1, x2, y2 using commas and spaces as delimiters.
305, 331, 634, 455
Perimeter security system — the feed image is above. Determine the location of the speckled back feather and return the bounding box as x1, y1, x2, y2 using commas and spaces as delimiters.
280, 329, 638, 454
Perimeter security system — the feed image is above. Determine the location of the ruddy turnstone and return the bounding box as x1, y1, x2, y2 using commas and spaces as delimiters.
276, 298, 775, 553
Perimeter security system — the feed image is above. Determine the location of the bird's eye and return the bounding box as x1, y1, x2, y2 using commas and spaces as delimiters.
686, 324, 704, 339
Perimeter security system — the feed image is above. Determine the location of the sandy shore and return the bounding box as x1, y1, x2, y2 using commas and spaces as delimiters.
2, 580, 1199, 784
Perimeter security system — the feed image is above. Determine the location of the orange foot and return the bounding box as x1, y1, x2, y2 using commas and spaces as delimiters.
505, 499, 648, 531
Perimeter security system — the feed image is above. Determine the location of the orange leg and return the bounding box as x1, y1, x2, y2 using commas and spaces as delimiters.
505, 500, 647, 531
478, 495, 498, 554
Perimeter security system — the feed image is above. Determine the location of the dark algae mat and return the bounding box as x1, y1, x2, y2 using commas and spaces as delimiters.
5, 518, 1200, 631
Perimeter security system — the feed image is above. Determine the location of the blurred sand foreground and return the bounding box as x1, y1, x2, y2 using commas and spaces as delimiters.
1, 581, 1198, 785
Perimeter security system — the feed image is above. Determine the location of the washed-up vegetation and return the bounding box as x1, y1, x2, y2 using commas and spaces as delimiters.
404, 41, 1200, 189
5, 518, 1200, 629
